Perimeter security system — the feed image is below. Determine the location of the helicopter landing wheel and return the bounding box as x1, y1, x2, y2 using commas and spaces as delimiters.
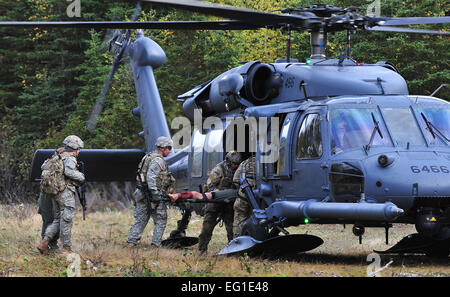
241, 217, 268, 241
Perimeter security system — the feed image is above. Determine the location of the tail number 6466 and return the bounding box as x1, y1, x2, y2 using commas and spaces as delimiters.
410, 165, 449, 174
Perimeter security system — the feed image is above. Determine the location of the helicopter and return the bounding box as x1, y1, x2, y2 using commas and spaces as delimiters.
4, 0, 447, 257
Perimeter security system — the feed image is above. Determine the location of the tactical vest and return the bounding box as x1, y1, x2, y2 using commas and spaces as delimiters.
136, 152, 174, 191
234, 156, 256, 198
204, 161, 235, 192
217, 161, 235, 190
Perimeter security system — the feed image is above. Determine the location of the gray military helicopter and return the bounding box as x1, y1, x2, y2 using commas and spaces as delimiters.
6, 0, 448, 257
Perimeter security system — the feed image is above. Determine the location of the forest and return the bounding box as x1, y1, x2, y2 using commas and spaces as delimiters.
0, 0, 449, 203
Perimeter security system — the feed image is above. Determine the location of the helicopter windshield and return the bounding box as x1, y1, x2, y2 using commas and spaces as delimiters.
416, 107, 450, 145
330, 108, 391, 154
382, 107, 426, 147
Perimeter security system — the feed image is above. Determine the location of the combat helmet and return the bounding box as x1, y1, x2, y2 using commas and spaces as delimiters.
62, 135, 84, 151
155, 136, 173, 148
225, 151, 242, 164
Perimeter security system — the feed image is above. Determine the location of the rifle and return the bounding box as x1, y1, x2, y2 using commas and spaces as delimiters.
76, 161, 87, 220
239, 174, 267, 226
239, 174, 259, 210
136, 177, 154, 211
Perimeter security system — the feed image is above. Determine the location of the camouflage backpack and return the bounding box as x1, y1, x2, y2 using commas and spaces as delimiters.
40, 152, 66, 195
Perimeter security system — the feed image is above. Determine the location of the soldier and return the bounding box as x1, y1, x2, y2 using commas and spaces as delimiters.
198, 151, 242, 255
232, 155, 256, 238
38, 135, 85, 255
127, 136, 175, 248
167, 155, 255, 240
37, 147, 65, 251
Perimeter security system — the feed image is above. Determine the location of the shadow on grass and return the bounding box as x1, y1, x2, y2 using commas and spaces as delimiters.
259, 252, 450, 267
217, 247, 449, 267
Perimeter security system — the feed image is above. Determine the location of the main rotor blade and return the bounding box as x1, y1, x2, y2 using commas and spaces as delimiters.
86, 58, 121, 132
366, 25, 449, 35
0, 20, 262, 30
375, 16, 450, 26
86, 1, 142, 132
140, 0, 313, 28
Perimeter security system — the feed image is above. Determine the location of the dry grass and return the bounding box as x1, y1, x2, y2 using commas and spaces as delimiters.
0, 204, 448, 277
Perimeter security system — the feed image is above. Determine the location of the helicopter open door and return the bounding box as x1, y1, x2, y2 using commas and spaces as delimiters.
188, 122, 227, 191
188, 128, 206, 190
204, 126, 225, 175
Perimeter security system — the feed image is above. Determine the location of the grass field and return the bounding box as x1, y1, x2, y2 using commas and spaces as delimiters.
0, 203, 448, 277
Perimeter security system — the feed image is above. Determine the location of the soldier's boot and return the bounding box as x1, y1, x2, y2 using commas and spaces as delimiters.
62, 245, 72, 254
37, 236, 50, 255
150, 243, 160, 249
49, 240, 59, 251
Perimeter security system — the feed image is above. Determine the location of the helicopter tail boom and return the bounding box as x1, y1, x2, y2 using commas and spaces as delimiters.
30, 149, 145, 182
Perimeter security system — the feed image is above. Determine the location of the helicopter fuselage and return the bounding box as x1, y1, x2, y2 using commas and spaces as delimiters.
174, 57, 450, 239
255, 95, 450, 228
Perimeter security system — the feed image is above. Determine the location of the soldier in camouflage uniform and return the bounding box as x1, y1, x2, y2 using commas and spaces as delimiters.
198, 151, 242, 255
127, 136, 175, 247
232, 155, 256, 238
37, 147, 65, 251
38, 136, 85, 255
38, 192, 59, 250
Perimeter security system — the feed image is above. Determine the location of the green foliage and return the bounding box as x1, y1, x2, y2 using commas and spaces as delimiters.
0, 0, 448, 195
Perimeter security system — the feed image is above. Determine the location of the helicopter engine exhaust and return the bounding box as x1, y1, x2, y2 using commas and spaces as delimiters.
244, 63, 276, 104
265, 200, 404, 223
207, 62, 282, 114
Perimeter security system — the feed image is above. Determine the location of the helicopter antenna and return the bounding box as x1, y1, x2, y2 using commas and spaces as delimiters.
346, 30, 351, 59
286, 24, 291, 63
430, 84, 448, 97
338, 30, 351, 66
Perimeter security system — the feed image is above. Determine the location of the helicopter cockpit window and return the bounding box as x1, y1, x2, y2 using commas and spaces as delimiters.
190, 128, 206, 178
330, 108, 391, 154
416, 107, 450, 146
296, 113, 322, 159
382, 108, 425, 147
205, 128, 224, 174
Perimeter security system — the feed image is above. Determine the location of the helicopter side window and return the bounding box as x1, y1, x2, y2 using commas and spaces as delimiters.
278, 116, 291, 172
330, 108, 391, 154
416, 107, 450, 146
382, 108, 425, 147
296, 113, 322, 159
190, 128, 206, 178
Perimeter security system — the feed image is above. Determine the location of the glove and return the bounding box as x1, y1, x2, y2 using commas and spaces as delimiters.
150, 190, 163, 202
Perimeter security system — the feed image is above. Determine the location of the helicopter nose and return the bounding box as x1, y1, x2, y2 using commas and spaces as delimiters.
363, 152, 450, 209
